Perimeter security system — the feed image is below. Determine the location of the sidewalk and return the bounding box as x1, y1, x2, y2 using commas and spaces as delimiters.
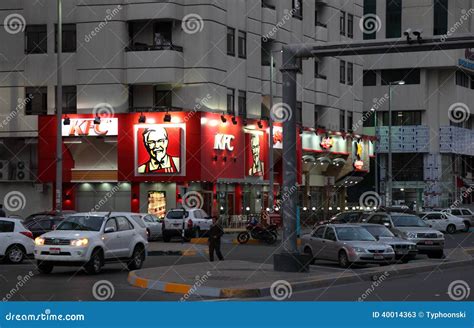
130, 247, 474, 298
147, 241, 208, 256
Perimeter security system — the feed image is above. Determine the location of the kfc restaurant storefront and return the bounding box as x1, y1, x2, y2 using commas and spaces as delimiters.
37, 112, 374, 218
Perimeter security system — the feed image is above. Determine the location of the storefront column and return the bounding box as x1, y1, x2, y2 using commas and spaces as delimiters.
235, 184, 242, 215
131, 182, 140, 213
63, 183, 76, 211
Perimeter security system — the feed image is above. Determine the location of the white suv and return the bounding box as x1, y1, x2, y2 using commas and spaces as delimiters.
442, 208, 473, 232
0, 218, 34, 264
162, 208, 212, 242
34, 212, 148, 274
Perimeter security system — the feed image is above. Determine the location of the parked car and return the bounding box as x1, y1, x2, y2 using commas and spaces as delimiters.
315, 211, 369, 227
441, 208, 473, 232
34, 212, 148, 274
131, 213, 163, 241
23, 214, 67, 238
420, 212, 466, 234
301, 224, 395, 268
358, 223, 417, 263
24, 210, 76, 223
363, 212, 445, 259
162, 208, 212, 242
0, 218, 34, 264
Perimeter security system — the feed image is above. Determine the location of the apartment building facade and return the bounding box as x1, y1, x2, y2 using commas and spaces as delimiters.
362, 0, 474, 209
0, 0, 368, 218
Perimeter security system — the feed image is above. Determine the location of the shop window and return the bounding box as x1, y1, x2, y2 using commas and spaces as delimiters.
340, 60, 346, 83
347, 14, 354, 38
238, 90, 247, 118
227, 88, 235, 114
381, 69, 420, 85
55, 24, 76, 52
25, 87, 48, 115
433, 0, 448, 36
238, 31, 246, 58
55, 86, 77, 114
363, 0, 377, 40
347, 62, 354, 85
363, 70, 377, 86
340, 11, 346, 36
227, 27, 235, 56
154, 89, 172, 111
386, 0, 402, 38
25, 25, 47, 54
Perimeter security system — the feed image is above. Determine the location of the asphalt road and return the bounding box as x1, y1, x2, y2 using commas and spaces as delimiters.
0, 232, 472, 302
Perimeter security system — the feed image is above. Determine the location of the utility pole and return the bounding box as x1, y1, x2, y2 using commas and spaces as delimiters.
55, 0, 63, 214
268, 52, 275, 210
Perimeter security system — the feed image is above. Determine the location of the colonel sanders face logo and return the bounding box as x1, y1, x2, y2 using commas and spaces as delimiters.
248, 133, 264, 176
138, 127, 180, 174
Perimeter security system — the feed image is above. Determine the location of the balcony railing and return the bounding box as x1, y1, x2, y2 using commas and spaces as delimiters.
125, 43, 183, 52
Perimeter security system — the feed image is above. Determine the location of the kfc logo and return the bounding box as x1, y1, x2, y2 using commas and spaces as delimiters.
214, 134, 235, 151
62, 118, 118, 137
136, 125, 182, 175
247, 133, 265, 177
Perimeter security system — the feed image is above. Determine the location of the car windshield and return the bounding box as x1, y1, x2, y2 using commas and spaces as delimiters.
335, 227, 376, 241
167, 211, 187, 219
392, 215, 427, 227
56, 216, 104, 231
364, 226, 394, 237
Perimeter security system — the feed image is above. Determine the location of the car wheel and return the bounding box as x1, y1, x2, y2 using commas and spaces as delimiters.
427, 250, 444, 259
446, 224, 456, 234
128, 245, 145, 271
303, 247, 315, 265
37, 260, 54, 274
5, 245, 25, 264
338, 251, 350, 268
84, 249, 104, 274
237, 232, 250, 244
462, 221, 470, 233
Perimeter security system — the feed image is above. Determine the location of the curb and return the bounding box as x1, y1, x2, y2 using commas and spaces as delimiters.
231, 239, 302, 246
148, 249, 209, 257
128, 258, 473, 298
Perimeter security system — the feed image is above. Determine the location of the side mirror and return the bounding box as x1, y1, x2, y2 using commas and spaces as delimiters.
104, 227, 116, 234
383, 222, 391, 228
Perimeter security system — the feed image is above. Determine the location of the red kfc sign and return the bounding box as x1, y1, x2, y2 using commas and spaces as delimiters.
62, 118, 118, 136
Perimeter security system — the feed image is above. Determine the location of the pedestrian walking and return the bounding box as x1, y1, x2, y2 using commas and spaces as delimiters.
0, 204, 6, 217
208, 217, 224, 262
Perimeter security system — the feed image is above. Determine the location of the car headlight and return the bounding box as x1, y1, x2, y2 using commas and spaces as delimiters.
386, 246, 394, 253
352, 247, 366, 253
70, 238, 89, 247
35, 237, 45, 246
437, 233, 444, 239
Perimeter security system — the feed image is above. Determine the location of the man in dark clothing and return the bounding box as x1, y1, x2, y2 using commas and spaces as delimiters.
208, 217, 224, 262
0, 204, 6, 217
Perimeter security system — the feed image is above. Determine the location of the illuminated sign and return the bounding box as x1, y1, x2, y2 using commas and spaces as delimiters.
214, 134, 235, 151
354, 160, 364, 171
320, 137, 334, 150
459, 48, 474, 70
246, 131, 265, 177
62, 118, 118, 137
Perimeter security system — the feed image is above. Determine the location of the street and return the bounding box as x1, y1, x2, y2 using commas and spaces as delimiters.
1, 232, 472, 302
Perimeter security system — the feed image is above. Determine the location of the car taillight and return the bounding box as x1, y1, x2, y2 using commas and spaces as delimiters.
20, 231, 34, 239
187, 219, 193, 229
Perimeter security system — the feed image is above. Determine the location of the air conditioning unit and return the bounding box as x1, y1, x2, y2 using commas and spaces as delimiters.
0, 160, 9, 180
15, 161, 30, 181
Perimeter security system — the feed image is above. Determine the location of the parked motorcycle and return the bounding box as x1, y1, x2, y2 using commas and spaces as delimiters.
237, 223, 278, 245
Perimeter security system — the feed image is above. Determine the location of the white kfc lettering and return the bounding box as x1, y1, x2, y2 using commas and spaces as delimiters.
214, 134, 235, 151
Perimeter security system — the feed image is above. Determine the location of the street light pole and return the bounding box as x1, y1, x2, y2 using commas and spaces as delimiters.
55, 0, 63, 215
268, 52, 275, 210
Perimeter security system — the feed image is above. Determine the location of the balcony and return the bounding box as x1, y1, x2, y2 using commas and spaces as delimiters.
126, 2, 183, 21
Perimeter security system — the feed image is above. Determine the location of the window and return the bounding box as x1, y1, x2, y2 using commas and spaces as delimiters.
55, 86, 77, 114
154, 22, 172, 47
227, 27, 235, 56
450, 209, 462, 216
347, 111, 353, 131
116, 216, 133, 231
25, 25, 47, 54
0, 220, 15, 233
363, 112, 375, 127
340, 60, 346, 83
340, 11, 346, 36
347, 14, 354, 38
227, 88, 235, 114
456, 71, 470, 88
363, 0, 377, 40
238, 90, 247, 117
296, 101, 302, 124
392, 153, 424, 181
314, 106, 319, 127
25, 87, 47, 115
347, 62, 354, 85
312, 226, 325, 238
238, 31, 246, 58
315, 10, 318, 26
154, 89, 172, 110
293, 0, 303, 19
105, 218, 118, 232
340, 110, 345, 131
324, 227, 337, 241
379, 111, 422, 126
363, 70, 377, 86
433, 0, 448, 36
381, 69, 420, 85
386, 0, 402, 38
55, 24, 76, 52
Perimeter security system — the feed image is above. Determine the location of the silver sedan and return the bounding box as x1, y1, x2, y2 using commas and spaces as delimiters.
133, 214, 163, 241
301, 224, 395, 268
